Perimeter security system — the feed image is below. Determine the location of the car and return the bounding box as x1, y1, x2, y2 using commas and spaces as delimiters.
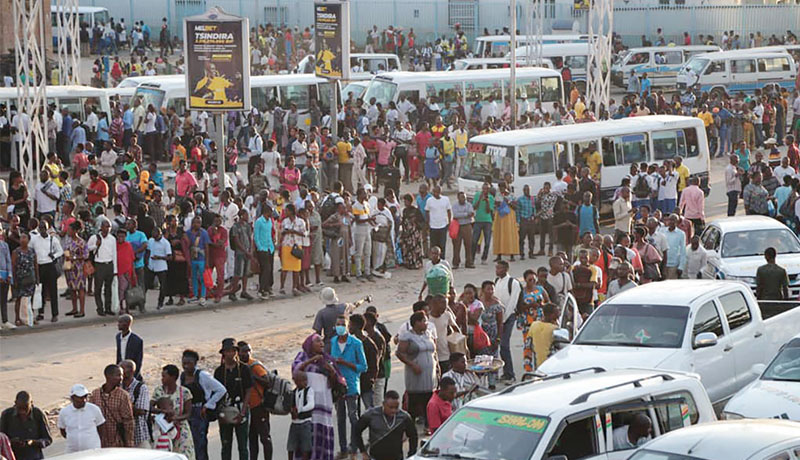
49, 448, 188, 460
722, 333, 800, 421
538, 280, 800, 408
699, 216, 800, 298
409, 368, 716, 460
626, 419, 800, 460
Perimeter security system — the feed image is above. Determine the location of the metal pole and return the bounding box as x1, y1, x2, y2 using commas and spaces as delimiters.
510, 0, 517, 130
216, 113, 225, 184
329, 82, 338, 140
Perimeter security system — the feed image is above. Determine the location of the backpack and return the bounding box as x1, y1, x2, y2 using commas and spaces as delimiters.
633, 174, 651, 199
259, 368, 294, 415
319, 194, 339, 222
125, 183, 144, 215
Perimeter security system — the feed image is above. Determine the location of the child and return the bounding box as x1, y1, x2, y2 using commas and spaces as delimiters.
288, 370, 315, 460
152, 397, 179, 452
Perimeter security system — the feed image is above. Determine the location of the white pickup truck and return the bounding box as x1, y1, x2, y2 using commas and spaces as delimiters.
538, 280, 800, 408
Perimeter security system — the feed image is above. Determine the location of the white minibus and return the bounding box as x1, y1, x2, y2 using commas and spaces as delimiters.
295, 53, 402, 75
458, 115, 710, 211
51, 6, 109, 45
513, 43, 592, 89
611, 45, 721, 88
448, 57, 554, 71
473, 34, 590, 58
362, 68, 564, 118
0, 85, 112, 120
676, 50, 796, 97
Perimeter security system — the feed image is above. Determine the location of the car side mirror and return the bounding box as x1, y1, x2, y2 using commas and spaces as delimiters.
693, 332, 718, 349
750, 363, 766, 377
553, 328, 571, 344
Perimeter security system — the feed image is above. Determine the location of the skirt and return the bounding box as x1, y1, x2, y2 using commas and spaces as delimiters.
493, 209, 520, 256
424, 158, 440, 179
281, 245, 302, 273
165, 261, 190, 296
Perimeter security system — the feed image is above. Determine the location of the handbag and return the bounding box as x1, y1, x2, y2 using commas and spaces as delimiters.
471, 324, 492, 351
644, 262, 661, 281
291, 244, 304, 259
447, 329, 468, 355
448, 219, 460, 239
49, 237, 63, 278
125, 285, 145, 308
372, 226, 390, 243
331, 371, 349, 403
498, 200, 511, 217
203, 268, 215, 289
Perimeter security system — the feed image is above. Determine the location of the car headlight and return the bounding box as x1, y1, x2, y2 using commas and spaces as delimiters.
721, 411, 745, 420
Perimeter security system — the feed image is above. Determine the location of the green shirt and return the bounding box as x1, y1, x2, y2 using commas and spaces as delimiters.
756, 262, 789, 300
472, 191, 495, 223
123, 161, 138, 181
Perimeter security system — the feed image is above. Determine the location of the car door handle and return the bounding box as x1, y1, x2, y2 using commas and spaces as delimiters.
754, 331, 763, 338
723, 344, 734, 352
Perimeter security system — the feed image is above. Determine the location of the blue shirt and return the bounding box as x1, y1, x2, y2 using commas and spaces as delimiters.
416, 193, 432, 220
69, 126, 86, 151
576, 204, 598, 236
187, 228, 211, 262
151, 170, 164, 188
96, 117, 110, 141
122, 109, 134, 130
254, 216, 275, 253
126, 230, 148, 269
663, 227, 687, 271
775, 185, 793, 212
147, 237, 172, 272
330, 334, 367, 396
515, 194, 535, 222
62, 114, 73, 138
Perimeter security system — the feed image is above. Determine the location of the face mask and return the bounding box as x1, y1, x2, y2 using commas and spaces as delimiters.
336, 326, 347, 336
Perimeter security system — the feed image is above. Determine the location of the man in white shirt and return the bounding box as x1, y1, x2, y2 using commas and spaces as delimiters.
612, 186, 633, 239
612, 414, 652, 451
246, 127, 263, 156
774, 156, 795, 184
218, 190, 239, 280
685, 235, 708, 280
552, 169, 569, 196
366, 98, 379, 125
87, 218, 118, 316
480, 96, 499, 123
494, 260, 521, 383
371, 198, 394, 275
85, 107, 99, 141
428, 294, 458, 373
196, 110, 209, 134
291, 130, 309, 168
29, 218, 63, 322
658, 162, 679, 214
397, 95, 415, 124
35, 170, 59, 219
425, 186, 452, 258
58, 384, 104, 453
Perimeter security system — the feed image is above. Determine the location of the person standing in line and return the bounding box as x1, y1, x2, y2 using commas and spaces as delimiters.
612, 186, 633, 242
351, 188, 375, 281
145, 226, 171, 309
679, 176, 706, 235
535, 182, 558, 257
363, 311, 389, 407
494, 260, 522, 384
353, 390, 418, 460
471, 182, 495, 265
207, 215, 228, 304
115, 314, 143, 379
0, 231, 13, 330
89, 364, 134, 448
254, 204, 276, 300
450, 191, 474, 269
229, 209, 255, 301
57, 384, 104, 453
120, 360, 151, 448
330, 315, 367, 458
662, 214, 687, 280
426, 185, 452, 259
186, 216, 210, 306
28, 218, 62, 323
516, 184, 536, 260
0, 391, 52, 460
349, 314, 380, 410
725, 154, 744, 216
756, 247, 789, 300
180, 349, 227, 460
214, 339, 253, 460
237, 341, 274, 460
87, 218, 117, 316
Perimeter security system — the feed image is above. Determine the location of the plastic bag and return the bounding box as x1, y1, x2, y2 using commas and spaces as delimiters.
21, 296, 34, 327
203, 268, 215, 290
32, 285, 42, 320
323, 252, 331, 271
448, 219, 460, 239
111, 276, 120, 314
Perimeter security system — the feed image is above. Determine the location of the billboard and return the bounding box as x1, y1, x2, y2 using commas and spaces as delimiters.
574, 0, 591, 9
314, 2, 348, 79
183, 8, 250, 111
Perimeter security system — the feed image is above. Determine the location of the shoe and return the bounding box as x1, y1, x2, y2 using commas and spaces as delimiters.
333, 277, 341, 283
187, 297, 197, 303
51, 316, 58, 323
157, 304, 164, 310
520, 255, 525, 260
452, 265, 459, 270
96, 310, 106, 317
342, 276, 351, 283
36, 314, 44, 321
166, 298, 174, 306
316, 281, 325, 286
65, 310, 77, 316
73, 313, 85, 318
2, 321, 16, 330
366, 275, 376, 282
465, 264, 476, 269
259, 292, 269, 300
199, 298, 206, 306
228, 294, 238, 301
536, 251, 545, 256
241, 292, 255, 301
500, 375, 517, 385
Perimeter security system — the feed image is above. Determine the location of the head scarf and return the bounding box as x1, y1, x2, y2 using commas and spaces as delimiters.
293, 333, 334, 375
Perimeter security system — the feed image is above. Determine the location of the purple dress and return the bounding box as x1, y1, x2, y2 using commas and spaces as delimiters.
64, 236, 88, 291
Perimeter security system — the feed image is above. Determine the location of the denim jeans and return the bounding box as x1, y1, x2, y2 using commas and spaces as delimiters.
719, 125, 731, 155
727, 191, 739, 216
191, 260, 206, 298
189, 404, 210, 460
360, 389, 374, 410
219, 418, 249, 460
336, 395, 360, 453
500, 315, 516, 379
472, 221, 493, 261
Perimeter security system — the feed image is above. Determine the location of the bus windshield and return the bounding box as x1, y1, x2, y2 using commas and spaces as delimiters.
682, 58, 708, 75
463, 142, 514, 182
363, 79, 397, 106
133, 86, 166, 112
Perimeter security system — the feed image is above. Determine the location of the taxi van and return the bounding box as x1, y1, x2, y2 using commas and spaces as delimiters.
50, 449, 187, 460
411, 368, 715, 460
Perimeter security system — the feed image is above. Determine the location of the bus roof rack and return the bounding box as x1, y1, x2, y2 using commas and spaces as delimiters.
570, 373, 675, 405
501, 367, 607, 394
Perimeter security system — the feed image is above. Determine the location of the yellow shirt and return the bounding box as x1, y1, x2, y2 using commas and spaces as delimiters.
574, 101, 586, 118
336, 140, 352, 164
570, 88, 580, 106
676, 164, 690, 191
44, 163, 63, 187
697, 112, 713, 127
453, 129, 468, 149
527, 321, 558, 368
441, 137, 455, 156
587, 150, 602, 178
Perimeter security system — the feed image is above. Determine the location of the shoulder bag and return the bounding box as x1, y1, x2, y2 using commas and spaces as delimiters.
49, 237, 63, 278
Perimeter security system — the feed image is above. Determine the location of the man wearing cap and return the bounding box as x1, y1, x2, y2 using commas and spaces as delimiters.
237, 341, 274, 460
89, 364, 134, 448
214, 338, 253, 460
313, 287, 347, 354
57, 384, 104, 453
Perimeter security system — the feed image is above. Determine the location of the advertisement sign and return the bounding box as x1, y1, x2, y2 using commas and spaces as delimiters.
574, 0, 591, 9
184, 8, 250, 111
314, 2, 349, 79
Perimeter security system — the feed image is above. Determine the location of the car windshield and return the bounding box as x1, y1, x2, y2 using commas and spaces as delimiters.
419, 408, 548, 460
681, 58, 708, 75
762, 338, 800, 382
574, 304, 690, 348
362, 79, 397, 107
629, 450, 707, 460
463, 142, 514, 182
132, 86, 165, 112
721, 229, 800, 258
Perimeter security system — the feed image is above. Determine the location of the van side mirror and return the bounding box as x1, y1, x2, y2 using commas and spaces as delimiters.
693, 332, 718, 349
750, 363, 766, 377
553, 328, 571, 344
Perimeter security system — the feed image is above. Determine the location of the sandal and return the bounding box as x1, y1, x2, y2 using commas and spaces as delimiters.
65, 310, 78, 316
74, 313, 85, 318
177, 298, 185, 306
15, 319, 23, 327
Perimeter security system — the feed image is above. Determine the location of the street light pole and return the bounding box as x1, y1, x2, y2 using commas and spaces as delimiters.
510, 0, 517, 130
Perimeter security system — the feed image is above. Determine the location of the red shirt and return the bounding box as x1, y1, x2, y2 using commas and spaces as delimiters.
788, 144, 800, 170
88, 178, 109, 204
117, 241, 135, 277
415, 131, 432, 156
208, 226, 228, 263
427, 391, 452, 433
73, 153, 89, 178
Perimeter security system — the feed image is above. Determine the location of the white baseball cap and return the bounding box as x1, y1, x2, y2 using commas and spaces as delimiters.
70, 384, 89, 397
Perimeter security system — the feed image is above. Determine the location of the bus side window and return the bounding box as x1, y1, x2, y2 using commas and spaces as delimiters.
617, 134, 648, 164
601, 137, 618, 167
556, 142, 569, 171
683, 128, 699, 157
399, 90, 419, 105
522, 143, 555, 176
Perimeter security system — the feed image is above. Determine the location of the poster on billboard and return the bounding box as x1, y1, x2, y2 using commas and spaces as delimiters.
183, 7, 250, 111
314, 2, 350, 80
